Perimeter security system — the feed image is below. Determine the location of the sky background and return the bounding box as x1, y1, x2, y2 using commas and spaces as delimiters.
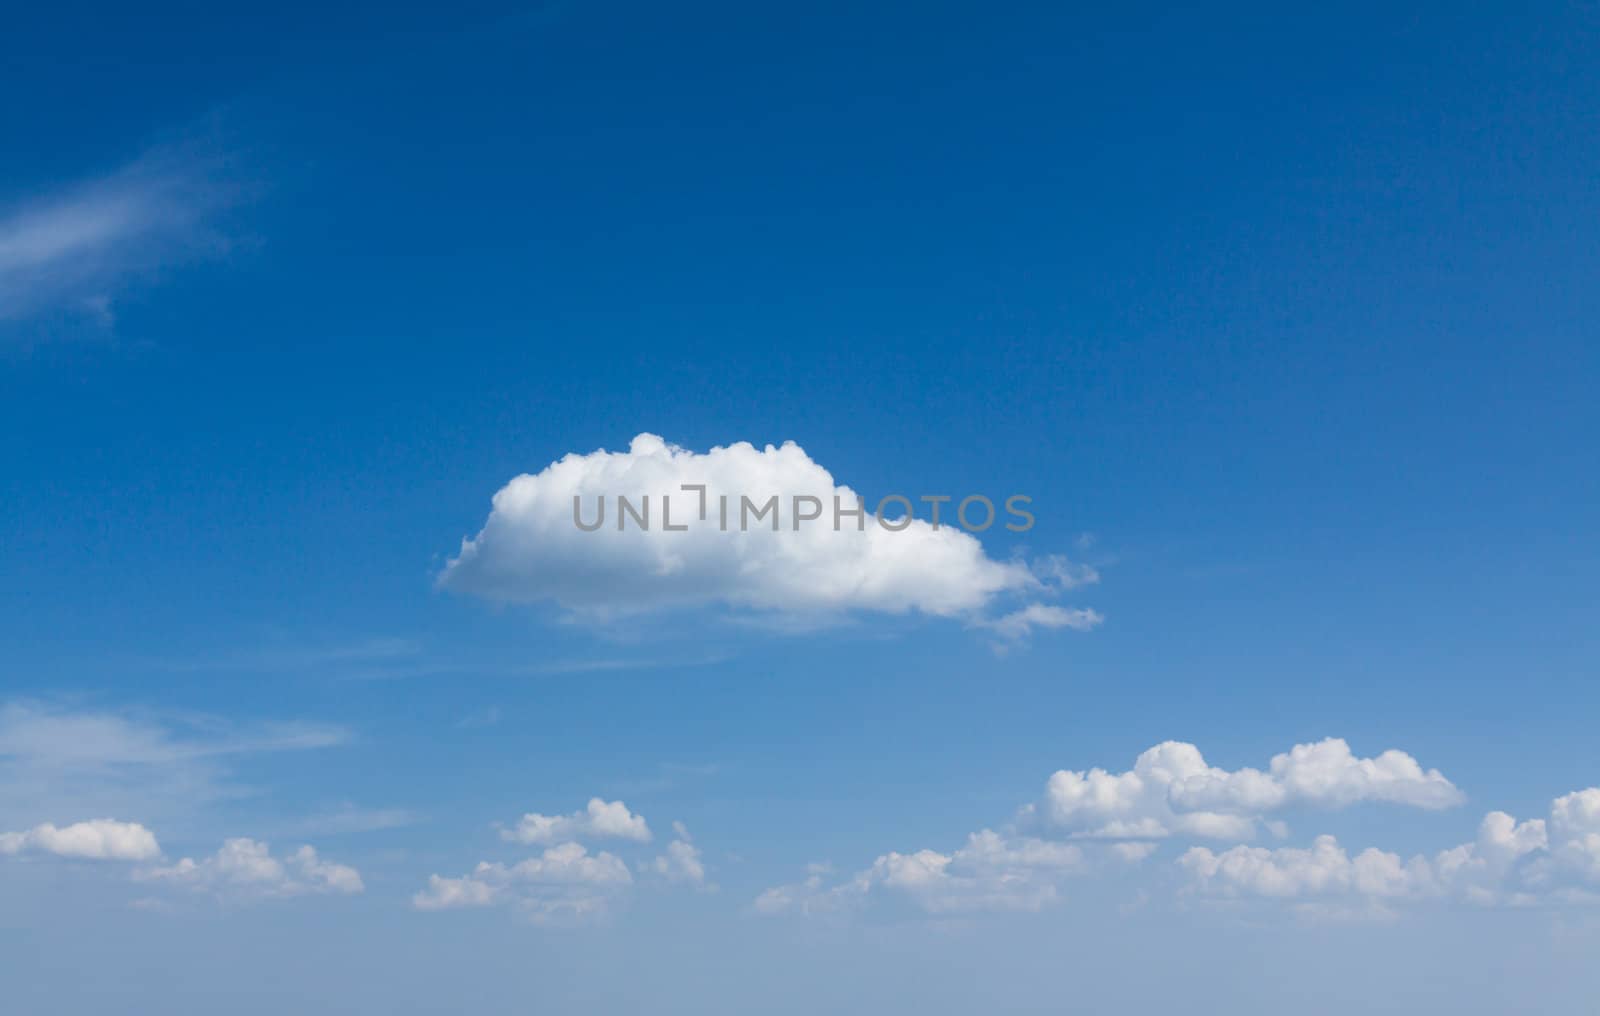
3, 2, 1599, 1013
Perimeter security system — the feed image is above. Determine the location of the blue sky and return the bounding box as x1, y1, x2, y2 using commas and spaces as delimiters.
3, 2, 1599, 1012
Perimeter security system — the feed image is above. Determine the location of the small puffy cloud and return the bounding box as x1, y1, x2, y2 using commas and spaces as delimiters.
140, 838, 363, 899
1029, 738, 1462, 842
285, 845, 366, 895
414, 843, 633, 922
0, 818, 159, 861
440, 434, 1095, 636
502, 798, 651, 846
645, 824, 708, 887
413, 874, 496, 910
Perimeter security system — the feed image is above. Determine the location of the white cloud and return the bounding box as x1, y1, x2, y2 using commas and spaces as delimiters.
1028, 738, 1462, 842
983, 604, 1104, 643
477, 843, 633, 888
646, 824, 708, 887
440, 434, 1095, 635
1545, 788, 1600, 886
756, 830, 1086, 917
1110, 841, 1159, 863
0, 818, 160, 861
414, 842, 633, 922
413, 874, 497, 910
1180, 787, 1600, 914
1180, 835, 1424, 904
140, 838, 363, 899
0, 143, 239, 327
502, 798, 651, 846
759, 736, 1462, 922
1262, 738, 1465, 810
764, 778, 1600, 925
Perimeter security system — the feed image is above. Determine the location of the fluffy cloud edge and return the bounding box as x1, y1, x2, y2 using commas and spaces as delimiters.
439, 434, 1098, 640
1025, 737, 1463, 843
757, 736, 1470, 921
138, 838, 364, 899
0, 818, 160, 861
1180, 787, 1600, 915
419, 801, 705, 922
502, 798, 652, 846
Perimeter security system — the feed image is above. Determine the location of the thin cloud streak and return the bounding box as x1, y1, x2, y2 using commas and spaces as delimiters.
0, 701, 349, 830
0, 141, 242, 326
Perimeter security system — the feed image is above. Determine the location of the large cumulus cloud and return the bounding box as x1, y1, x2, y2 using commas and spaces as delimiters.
440, 434, 1095, 635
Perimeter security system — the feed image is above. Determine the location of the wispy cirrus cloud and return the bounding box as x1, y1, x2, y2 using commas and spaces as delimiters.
0, 701, 349, 829
0, 141, 242, 328
275, 804, 423, 838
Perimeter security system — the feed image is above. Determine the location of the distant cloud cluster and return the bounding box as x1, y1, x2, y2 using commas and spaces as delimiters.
756, 737, 1474, 920
756, 830, 1094, 918
0, 701, 362, 904
8, 706, 1600, 925
140, 838, 364, 898
1181, 788, 1600, 917
0, 817, 363, 902
441, 434, 1099, 643
0, 700, 348, 827
647, 824, 707, 885
415, 798, 707, 922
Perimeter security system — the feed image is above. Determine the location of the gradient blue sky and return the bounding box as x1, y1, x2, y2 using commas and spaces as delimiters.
3, 3, 1598, 1013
